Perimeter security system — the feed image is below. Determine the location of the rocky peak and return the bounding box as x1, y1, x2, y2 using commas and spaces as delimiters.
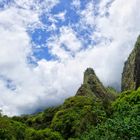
83, 68, 95, 84
76, 68, 108, 99
122, 35, 140, 91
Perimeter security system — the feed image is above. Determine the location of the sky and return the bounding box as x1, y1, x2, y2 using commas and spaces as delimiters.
0, 0, 140, 116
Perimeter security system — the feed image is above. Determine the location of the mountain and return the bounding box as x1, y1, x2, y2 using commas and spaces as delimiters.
122, 35, 140, 91
76, 68, 116, 101
76, 68, 108, 98
0, 36, 140, 140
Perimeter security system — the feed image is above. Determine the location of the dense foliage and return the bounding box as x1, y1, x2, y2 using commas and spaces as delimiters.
0, 115, 26, 140
79, 89, 140, 140
51, 96, 106, 139
0, 88, 140, 140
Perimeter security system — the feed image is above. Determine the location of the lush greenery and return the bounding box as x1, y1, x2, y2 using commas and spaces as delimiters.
0, 88, 140, 140
79, 88, 140, 140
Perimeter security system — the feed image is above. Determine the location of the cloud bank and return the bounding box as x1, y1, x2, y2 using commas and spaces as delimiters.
0, 0, 140, 116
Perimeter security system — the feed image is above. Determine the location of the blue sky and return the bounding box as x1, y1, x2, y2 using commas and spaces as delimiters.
0, 0, 111, 62
28, 0, 98, 61
0, 0, 140, 116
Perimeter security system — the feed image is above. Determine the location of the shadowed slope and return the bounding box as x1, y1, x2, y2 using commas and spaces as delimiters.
122, 35, 140, 91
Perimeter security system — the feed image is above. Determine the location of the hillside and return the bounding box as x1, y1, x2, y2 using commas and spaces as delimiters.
0, 37, 140, 140
122, 35, 140, 91
1, 87, 140, 140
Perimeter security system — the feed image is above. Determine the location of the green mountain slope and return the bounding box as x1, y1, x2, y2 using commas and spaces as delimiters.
1, 88, 139, 140
76, 68, 108, 98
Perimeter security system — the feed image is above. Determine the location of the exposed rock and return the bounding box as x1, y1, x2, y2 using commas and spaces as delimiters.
76, 68, 108, 99
122, 35, 140, 91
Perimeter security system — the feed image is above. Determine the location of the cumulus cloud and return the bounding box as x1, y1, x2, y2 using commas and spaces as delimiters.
48, 26, 82, 60
0, 0, 140, 116
0, 0, 60, 116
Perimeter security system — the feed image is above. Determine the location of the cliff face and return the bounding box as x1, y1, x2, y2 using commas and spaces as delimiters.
122, 36, 140, 91
76, 68, 108, 99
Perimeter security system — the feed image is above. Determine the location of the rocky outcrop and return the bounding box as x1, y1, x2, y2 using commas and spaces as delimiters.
76, 68, 108, 99
122, 35, 140, 91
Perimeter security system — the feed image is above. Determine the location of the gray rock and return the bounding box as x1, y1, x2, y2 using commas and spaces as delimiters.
122, 35, 140, 91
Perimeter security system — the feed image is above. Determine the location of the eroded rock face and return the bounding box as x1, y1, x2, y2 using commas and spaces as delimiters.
122, 35, 140, 91
76, 68, 108, 99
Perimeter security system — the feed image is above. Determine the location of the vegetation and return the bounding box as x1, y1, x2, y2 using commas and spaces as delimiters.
76, 68, 109, 99
51, 96, 106, 139
79, 88, 140, 140
1, 37, 140, 139
0, 116, 26, 140
0, 88, 139, 140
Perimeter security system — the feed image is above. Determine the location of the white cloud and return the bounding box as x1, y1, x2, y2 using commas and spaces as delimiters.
0, 0, 140, 116
72, 0, 81, 9
54, 11, 66, 21
0, 0, 59, 116
48, 26, 82, 60
80, 2, 95, 27
93, 0, 140, 88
